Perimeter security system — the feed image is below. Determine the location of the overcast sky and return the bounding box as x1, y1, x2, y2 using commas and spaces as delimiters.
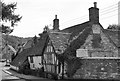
3, 0, 120, 37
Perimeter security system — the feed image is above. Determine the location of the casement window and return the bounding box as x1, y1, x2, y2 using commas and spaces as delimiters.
47, 46, 53, 52
30, 56, 33, 63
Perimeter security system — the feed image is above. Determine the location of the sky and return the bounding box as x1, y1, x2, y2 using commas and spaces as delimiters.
3, 0, 120, 37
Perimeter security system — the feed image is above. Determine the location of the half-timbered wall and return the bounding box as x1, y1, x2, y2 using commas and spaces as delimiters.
43, 40, 60, 74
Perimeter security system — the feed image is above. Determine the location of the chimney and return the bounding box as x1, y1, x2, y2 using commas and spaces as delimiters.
53, 15, 59, 30
118, 1, 120, 25
89, 2, 99, 23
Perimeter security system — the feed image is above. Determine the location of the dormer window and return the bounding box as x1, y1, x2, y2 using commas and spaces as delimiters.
92, 24, 101, 34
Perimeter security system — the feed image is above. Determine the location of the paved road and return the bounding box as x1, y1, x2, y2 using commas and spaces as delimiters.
0, 62, 56, 81
0, 62, 26, 81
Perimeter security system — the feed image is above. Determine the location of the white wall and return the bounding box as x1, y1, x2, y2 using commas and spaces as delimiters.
28, 56, 42, 70
10, 65, 19, 71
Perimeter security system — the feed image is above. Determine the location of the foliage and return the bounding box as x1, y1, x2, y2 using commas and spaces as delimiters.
1, 24, 13, 33
66, 58, 82, 77
64, 27, 92, 57
2, 34, 28, 50
1, 2, 22, 34
107, 24, 120, 30
62, 27, 92, 77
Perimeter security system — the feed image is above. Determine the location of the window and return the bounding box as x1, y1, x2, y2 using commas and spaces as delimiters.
30, 56, 33, 63
47, 46, 53, 52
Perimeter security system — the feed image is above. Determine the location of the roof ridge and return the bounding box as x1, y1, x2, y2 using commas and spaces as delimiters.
61, 21, 90, 32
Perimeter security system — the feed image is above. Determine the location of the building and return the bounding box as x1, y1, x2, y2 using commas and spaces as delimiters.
10, 2, 120, 79
34, 15, 71, 79
42, 30, 70, 79
10, 36, 41, 71
59, 2, 120, 79
2, 44, 16, 65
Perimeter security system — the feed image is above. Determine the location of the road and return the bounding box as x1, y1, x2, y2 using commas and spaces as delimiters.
0, 62, 56, 81
0, 62, 26, 81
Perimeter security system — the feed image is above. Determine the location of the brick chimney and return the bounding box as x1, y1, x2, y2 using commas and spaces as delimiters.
53, 15, 59, 30
89, 2, 99, 23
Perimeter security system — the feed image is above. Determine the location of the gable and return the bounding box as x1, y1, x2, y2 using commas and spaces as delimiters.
79, 25, 118, 57
44, 40, 54, 53
103, 29, 120, 47
48, 32, 70, 54
64, 26, 92, 57
10, 33, 49, 67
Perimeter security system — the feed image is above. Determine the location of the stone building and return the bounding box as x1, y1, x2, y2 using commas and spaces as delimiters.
59, 2, 120, 79
10, 2, 120, 79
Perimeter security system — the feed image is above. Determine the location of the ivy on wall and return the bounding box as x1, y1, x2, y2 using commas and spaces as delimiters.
62, 27, 92, 77
92, 34, 101, 48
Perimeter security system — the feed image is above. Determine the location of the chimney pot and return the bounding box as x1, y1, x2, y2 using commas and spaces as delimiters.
55, 15, 57, 19
94, 2, 97, 8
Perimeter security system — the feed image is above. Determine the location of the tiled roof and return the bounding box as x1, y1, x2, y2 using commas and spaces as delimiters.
10, 34, 49, 67
60, 23, 120, 77
60, 21, 90, 33
103, 29, 120, 47
10, 47, 32, 67
59, 23, 120, 77
48, 31, 71, 54
58, 21, 94, 58
22, 39, 33, 49
63, 26, 92, 57
2, 45, 15, 60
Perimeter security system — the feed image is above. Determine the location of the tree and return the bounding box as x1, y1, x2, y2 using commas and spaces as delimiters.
1, 1, 22, 34
107, 24, 120, 30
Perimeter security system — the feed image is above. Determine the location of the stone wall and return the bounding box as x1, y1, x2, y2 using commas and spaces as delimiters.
0, 32, 2, 60
80, 28, 118, 57
73, 59, 120, 79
